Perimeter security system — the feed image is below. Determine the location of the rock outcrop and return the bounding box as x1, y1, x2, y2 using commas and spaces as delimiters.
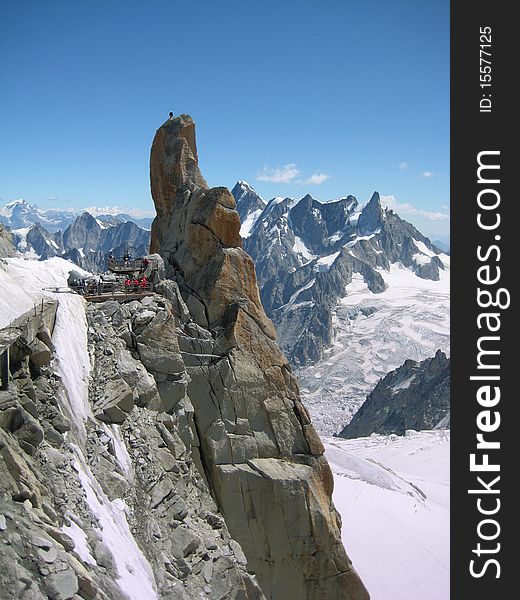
150, 115, 368, 599
0, 223, 15, 258
340, 350, 450, 438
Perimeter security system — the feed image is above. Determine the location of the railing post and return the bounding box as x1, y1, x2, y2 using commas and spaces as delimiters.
0, 349, 9, 391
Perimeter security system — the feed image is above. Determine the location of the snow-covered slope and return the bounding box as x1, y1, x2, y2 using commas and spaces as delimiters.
300, 263, 449, 435
325, 430, 449, 600
0, 256, 89, 327
0, 256, 449, 599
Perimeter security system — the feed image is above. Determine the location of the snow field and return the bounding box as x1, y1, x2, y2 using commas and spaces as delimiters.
0, 256, 89, 327
326, 430, 449, 600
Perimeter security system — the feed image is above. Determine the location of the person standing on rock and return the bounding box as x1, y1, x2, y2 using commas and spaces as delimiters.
169, 111, 174, 119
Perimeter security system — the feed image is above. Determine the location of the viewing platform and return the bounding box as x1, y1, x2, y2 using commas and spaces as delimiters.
69, 280, 153, 302
67, 253, 160, 303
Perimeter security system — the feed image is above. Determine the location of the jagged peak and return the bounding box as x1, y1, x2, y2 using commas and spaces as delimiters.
357, 191, 382, 213
62, 212, 101, 234
235, 180, 255, 192
433, 348, 448, 362
263, 196, 299, 215
148, 114, 369, 599
301, 193, 314, 202
358, 191, 383, 234
368, 190, 381, 205
231, 181, 265, 204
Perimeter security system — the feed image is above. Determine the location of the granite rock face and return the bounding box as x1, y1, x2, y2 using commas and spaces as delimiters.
0, 223, 15, 258
1, 292, 266, 600
149, 115, 369, 600
0, 115, 370, 599
340, 349, 450, 438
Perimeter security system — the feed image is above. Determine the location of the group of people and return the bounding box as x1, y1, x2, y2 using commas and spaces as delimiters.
124, 276, 149, 292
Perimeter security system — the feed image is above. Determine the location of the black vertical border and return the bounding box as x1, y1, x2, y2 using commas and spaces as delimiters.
452, 1, 514, 598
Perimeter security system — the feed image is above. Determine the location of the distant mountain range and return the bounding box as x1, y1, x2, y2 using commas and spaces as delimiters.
0, 199, 151, 272
230, 181, 450, 435
0, 199, 153, 233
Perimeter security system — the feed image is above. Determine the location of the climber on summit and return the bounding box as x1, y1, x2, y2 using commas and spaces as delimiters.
169, 111, 174, 119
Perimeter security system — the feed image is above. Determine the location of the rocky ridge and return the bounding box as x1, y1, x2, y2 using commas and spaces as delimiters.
1, 284, 266, 599
339, 350, 450, 438
231, 182, 266, 226
11, 213, 151, 272
150, 114, 368, 599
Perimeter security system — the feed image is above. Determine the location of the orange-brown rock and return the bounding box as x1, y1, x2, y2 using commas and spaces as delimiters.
149, 115, 370, 600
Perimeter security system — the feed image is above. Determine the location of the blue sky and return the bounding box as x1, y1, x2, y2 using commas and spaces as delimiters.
0, 0, 449, 237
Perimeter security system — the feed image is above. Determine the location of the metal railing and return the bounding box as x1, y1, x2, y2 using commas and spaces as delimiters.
108, 258, 154, 272
70, 281, 153, 297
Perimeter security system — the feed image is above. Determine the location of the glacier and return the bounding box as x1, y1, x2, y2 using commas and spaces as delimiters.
299, 261, 450, 436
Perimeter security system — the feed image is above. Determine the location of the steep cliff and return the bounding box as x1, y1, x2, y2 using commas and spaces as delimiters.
0, 262, 266, 599
150, 115, 369, 599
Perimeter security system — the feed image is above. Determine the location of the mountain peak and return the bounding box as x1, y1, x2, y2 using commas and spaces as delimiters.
150, 114, 208, 237
369, 190, 381, 204
358, 191, 383, 234
231, 180, 262, 200
77, 211, 99, 225
0, 198, 34, 218
231, 181, 266, 223
6, 198, 30, 208
235, 180, 255, 192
